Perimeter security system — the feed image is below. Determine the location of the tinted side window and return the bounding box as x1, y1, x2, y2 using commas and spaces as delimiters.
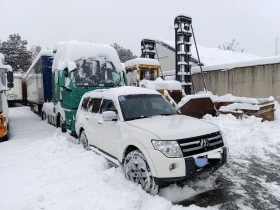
100, 99, 116, 113
91, 99, 102, 113
81, 97, 89, 111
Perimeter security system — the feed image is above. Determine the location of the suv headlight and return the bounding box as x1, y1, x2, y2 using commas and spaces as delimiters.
152, 140, 183, 158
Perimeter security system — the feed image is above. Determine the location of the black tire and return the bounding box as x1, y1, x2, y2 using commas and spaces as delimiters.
123, 150, 159, 195
79, 130, 88, 149
56, 115, 60, 128
41, 112, 46, 121
60, 117, 67, 133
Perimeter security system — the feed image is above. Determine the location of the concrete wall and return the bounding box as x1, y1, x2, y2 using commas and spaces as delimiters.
192, 63, 280, 102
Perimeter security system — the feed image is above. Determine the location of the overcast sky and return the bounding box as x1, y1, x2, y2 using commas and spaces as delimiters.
1, 0, 280, 57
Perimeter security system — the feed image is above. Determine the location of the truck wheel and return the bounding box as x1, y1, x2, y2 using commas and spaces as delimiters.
56, 115, 60, 128
79, 131, 88, 149
41, 112, 46, 121
123, 150, 158, 195
60, 117, 67, 133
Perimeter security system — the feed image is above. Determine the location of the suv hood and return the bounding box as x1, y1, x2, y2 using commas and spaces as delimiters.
126, 115, 220, 140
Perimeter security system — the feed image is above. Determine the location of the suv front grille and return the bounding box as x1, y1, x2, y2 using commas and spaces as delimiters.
177, 132, 224, 157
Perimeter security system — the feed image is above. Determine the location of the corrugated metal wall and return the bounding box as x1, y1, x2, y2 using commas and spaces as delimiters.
192, 63, 280, 102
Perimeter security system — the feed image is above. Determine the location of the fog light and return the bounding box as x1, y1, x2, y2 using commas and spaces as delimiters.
169, 163, 176, 171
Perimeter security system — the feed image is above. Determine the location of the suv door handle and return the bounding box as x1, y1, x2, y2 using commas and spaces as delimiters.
98, 121, 103, 125
86, 117, 89, 120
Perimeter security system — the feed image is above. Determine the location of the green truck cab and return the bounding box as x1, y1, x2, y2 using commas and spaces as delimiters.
46, 40, 126, 136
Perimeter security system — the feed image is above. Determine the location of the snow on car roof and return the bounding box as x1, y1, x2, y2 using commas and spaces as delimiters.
84, 86, 161, 99
147, 37, 260, 66
52, 40, 123, 73
125, 58, 160, 68
24, 49, 53, 78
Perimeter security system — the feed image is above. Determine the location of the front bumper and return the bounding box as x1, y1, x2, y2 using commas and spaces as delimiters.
148, 146, 228, 187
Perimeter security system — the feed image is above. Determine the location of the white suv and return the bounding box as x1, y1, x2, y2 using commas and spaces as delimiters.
75, 87, 228, 194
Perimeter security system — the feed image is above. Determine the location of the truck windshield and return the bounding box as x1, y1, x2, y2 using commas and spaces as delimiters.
72, 58, 121, 87
119, 94, 178, 121
140, 69, 158, 81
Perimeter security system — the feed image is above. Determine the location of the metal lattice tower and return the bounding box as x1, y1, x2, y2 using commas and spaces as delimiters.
174, 15, 192, 95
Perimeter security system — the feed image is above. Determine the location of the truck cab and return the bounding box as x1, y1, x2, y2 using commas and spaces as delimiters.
0, 53, 14, 141
125, 58, 161, 86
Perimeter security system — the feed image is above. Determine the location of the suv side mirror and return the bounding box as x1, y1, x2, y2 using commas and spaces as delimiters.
103, 111, 117, 122
7, 71, 14, 88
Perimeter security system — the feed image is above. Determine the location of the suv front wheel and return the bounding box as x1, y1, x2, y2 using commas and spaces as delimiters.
123, 150, 158, 195
79, 130, 88, 149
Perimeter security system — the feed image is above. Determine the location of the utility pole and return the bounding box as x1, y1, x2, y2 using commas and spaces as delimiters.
276, 37, 279, 56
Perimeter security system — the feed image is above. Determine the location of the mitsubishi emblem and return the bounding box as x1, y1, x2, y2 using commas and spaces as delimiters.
201, 138, 210, 150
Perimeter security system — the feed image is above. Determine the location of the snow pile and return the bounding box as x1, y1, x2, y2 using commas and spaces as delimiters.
140, 77, 182, 90
0, 107, 214, 210
125, 58, 160, 68
152, 37, 260, 66
178, 93, 213, 108
24, 49, 53, 78
219, 103, 260, 112
52, 40, 123, 73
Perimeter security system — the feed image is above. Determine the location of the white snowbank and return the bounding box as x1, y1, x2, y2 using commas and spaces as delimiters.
24, 49, 53, 78
151, 37, 260, 66
125, 58, 160, 68
0, 107, 214, 210
139, 77, 182, 90
52, 40, 122, 73
192, 55, 280, 74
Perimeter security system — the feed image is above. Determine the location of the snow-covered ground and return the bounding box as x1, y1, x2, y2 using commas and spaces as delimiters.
0, 105, 279, 210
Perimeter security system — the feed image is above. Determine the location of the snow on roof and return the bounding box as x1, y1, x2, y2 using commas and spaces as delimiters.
139, 77, 181, 90
0, 53, 4, 60
24, 49, 53, 78
84, 86, 160, 99
125, 58, 160, 68
192, 55, 280, 74
52, 40, 122, 72
150, 37, 260, 66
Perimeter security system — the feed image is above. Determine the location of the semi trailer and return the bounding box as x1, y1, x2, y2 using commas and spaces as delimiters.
25, 50, 53, 114
6, 74, 23, 105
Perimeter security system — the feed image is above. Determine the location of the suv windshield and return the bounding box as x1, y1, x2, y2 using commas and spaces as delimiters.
119, 94, 178, 121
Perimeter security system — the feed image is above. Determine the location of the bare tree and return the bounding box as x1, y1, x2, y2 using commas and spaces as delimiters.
29, 45, 42, 60
219, 38, 244, 53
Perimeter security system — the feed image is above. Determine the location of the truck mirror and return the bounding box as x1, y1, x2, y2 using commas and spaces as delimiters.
64, 68, 69, 78
7, 71, 13, 83
7, 71, 14, 88
7, 82, 14, 88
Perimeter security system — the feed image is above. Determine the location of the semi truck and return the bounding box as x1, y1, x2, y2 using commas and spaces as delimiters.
24, 50, 53, 114
6, 74, 23, 105
41, 40, 126, 136
0, 53, 14, 141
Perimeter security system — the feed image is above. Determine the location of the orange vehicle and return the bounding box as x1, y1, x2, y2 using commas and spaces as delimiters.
0, 53, 14, 141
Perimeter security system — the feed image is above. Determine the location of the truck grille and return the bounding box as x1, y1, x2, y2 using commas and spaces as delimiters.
177, 132, 224, 157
